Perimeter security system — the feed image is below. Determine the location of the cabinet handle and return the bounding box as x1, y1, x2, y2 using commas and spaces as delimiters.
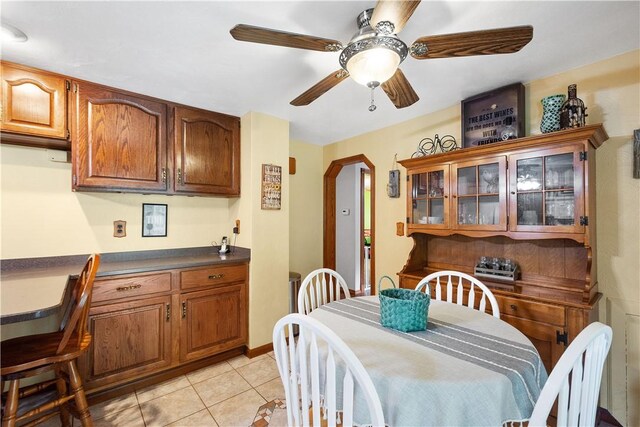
162, 168, 167, 183
177, 168, 182, 184
182, 301, 187, 318
208, 273, 225, 280
116, 284, 142, 292
510, 304, 517, 311
166, 303, 170, 321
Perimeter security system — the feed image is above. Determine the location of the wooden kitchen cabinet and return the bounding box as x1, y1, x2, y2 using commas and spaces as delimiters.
174, 106, 240, 196
180, 283, 247, 362
398, 125, 607, 374
81, 295, 172, 390
71, 81, 168, 192
0, 61, 70, 147
2, 61, 242, 197
79, 262, 249, 393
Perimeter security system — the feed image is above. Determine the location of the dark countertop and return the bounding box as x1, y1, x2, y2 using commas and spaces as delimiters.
1, 246, 250, 325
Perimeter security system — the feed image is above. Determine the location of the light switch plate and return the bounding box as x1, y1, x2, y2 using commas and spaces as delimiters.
113, 220, 126, 238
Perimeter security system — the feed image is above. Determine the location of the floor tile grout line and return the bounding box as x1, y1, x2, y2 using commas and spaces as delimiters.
88, 356, 279, 427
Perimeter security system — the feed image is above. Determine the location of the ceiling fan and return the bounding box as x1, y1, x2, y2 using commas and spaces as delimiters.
230, 0, 533, 111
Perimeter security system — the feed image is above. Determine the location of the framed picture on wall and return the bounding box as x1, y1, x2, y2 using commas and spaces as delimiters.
461, 83, 525, 148
142, 203, 167, 237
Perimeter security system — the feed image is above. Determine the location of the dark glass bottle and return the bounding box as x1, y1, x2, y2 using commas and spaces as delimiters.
559, 84, 587, 129
500, 116, 517, 140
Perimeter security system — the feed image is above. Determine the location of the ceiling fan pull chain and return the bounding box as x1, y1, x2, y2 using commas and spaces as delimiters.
367, 81, 378, 112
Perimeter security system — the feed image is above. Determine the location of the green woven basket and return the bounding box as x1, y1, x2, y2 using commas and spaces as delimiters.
379, 288, 430, 332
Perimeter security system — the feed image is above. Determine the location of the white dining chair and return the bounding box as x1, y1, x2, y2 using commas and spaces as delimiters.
529, 322, 612, 427
298, 268, 350, 315
415, 270, 501, 318
273, 313, 385, 427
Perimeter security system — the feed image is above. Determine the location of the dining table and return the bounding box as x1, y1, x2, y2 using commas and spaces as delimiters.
308, 295, 548, 427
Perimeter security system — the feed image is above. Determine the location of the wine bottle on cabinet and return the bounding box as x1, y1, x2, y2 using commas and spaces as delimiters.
560, 84, 588, 129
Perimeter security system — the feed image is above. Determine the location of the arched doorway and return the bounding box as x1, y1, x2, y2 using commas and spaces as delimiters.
324, 154, 375, 295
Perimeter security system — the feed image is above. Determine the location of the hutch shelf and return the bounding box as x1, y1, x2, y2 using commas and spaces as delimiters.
398, 124, 608, 372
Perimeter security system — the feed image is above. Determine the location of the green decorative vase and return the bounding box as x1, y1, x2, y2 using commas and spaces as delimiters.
540, 94, 566, 133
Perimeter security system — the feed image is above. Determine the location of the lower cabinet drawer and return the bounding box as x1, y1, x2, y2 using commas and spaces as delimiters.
180, 264, 247, 291
496, 295, 565, 326
93, 272, 171, 303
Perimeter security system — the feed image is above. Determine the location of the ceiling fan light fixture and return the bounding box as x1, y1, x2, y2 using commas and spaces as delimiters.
345, 47, 401, 86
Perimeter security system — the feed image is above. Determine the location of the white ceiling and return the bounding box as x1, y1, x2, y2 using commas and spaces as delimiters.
2, 1, 638, 145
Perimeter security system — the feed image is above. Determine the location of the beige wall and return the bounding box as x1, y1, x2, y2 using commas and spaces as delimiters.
289, 140, 324, 280
0, 146, 237, 259
323, 50, 640, 424
235, 112, 290, 348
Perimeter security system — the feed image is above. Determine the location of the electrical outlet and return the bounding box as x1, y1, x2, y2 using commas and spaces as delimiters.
114, 220, 126, 237
396, 222, 404, 236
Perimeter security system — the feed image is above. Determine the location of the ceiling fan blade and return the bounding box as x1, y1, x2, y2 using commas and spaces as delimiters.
291, 70, 349, 106
371, 0, 421, 34
411, 25, 533, 59
381, 68, 419, 108
230, 24, 342, 52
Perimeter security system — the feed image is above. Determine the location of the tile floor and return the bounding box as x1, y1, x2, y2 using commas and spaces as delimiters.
40, 352, 285, 427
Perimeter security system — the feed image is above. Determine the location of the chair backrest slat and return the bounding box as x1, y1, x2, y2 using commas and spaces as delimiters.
57, 254, 100, 354
298, 269, 350, 315
342, 370, 354, 426
415, 270, 500, 318
273, 313, 385, 427
528, 322, 612, 427
326, 350, 337, 426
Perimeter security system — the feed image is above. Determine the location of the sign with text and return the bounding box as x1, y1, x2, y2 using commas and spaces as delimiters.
261, 164, 282, 210
461, 83, 525, 148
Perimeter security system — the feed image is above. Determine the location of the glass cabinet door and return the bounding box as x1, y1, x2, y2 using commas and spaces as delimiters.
451, 157, 507, 231
408, 166, 449, 229
509, 146, 584, 233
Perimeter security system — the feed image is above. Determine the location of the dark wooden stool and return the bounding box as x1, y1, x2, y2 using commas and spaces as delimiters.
1, 254, 100, 427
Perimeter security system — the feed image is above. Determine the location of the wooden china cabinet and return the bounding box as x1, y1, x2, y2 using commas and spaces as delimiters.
398, 125, 607, 373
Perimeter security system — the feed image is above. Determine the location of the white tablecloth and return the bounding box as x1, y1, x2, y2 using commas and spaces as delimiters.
308, 296, 547, 427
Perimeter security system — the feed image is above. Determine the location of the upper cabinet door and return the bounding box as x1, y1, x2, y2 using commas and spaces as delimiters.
451, 156, 507, 231
508, 145, 585, 234
407, 165, 450, 230
0, 62, 67, 139
72, 82, 168, 191
174, 107, 240, 196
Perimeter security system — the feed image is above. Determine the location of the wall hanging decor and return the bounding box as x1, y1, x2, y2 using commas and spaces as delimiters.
411, 134, 457, 157
387, 154, 401, 198
560, 84, 588, 129
142, 203, 167, 237
540, 94, 566, 133
461, 83, 525, 148
261, 164, 282, 210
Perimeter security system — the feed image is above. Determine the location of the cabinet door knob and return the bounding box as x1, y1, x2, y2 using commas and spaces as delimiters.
511, 191, 516, 195
510, 304, 517, 311
452, 195, 457, 198
444, 195, 448, 199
